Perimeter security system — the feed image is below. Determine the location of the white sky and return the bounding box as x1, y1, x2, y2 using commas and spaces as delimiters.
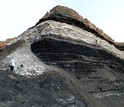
0, 0, 124, 42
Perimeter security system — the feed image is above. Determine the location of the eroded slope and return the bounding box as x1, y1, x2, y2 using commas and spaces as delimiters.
0, 5, 124, 107
31, 37, 124, 107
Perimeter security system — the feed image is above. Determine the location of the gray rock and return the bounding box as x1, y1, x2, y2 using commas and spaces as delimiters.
0, 5, 124, 107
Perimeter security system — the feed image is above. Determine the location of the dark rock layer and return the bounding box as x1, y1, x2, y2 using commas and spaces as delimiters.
1, 37, 124, 107
31, 37, 124, 107
0, 69, 88, 107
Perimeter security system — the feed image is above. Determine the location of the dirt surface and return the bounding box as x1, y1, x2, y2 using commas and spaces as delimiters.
0, 68, 88, 107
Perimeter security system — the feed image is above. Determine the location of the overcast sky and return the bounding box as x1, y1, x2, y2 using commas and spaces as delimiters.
0, 0, 124, 42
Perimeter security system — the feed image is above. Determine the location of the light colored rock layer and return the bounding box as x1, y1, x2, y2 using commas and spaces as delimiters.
2, 20, 124, 76
2, 44, 45, 76
36, 20, 124, 60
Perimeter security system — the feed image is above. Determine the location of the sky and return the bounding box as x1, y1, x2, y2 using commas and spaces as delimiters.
0, 0, 124, 42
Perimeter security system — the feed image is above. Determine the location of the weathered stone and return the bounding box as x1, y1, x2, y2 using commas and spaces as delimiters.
0, 5, 124, 107
35, 5, 124, 51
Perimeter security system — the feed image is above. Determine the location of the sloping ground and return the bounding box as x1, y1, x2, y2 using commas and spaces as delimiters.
0, 69, 88, 107
0, 5, 124, 107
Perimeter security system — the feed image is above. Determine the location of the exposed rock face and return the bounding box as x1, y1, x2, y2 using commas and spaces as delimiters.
0, 5, 124, 107
35, 5, 124, 51
115, 42, 124, 50
35, 5, 114, 45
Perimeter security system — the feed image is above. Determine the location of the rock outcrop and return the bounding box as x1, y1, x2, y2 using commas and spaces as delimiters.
0, 41, 7, 50
0, 37, 16, 50
0, 5, 124, 107
35, 5, 124, 51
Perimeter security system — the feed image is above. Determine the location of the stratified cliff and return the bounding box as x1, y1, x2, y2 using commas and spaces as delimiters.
0, 5, 124, 107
